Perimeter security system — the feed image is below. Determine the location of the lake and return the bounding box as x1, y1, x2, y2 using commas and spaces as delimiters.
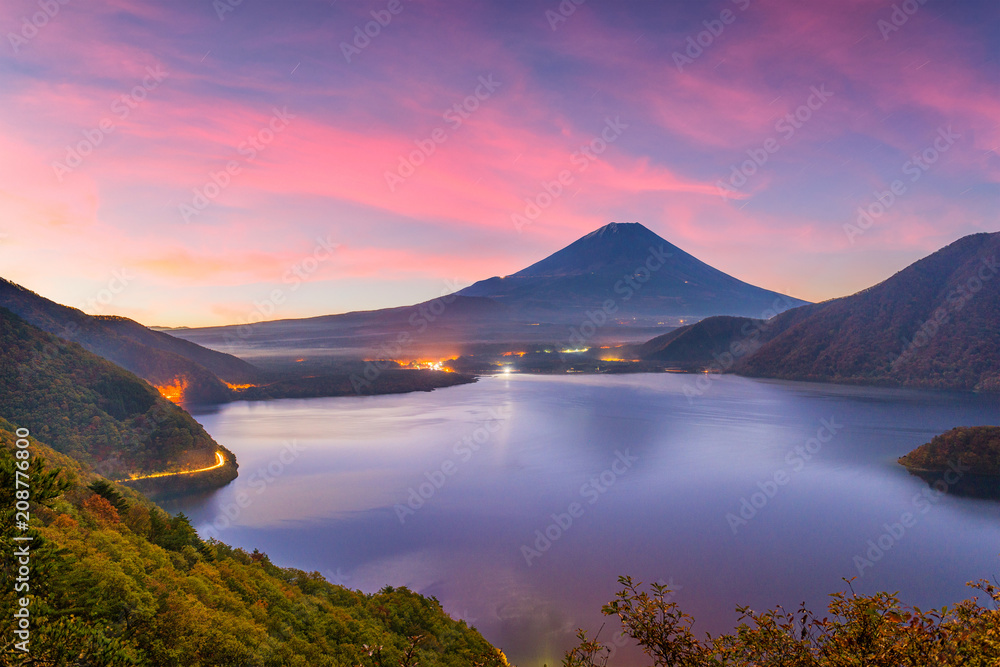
168, 374, 1000, 666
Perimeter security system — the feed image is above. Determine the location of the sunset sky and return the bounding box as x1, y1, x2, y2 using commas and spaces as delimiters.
1, 0, 997, 327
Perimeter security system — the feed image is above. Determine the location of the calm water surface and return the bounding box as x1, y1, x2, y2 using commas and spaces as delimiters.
169, 374, 1000, 666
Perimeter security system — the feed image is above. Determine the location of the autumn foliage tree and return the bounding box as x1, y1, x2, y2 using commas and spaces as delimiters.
566, 576, 1000, 666
0, 421, 507, 667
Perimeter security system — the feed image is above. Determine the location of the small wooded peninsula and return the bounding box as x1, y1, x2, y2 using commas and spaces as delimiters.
899, 426, 1000, 498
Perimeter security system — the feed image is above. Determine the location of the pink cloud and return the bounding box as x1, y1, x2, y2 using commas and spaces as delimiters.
1, 0, 996, 323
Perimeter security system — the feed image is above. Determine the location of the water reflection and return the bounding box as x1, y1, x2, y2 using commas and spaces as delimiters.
165, 374, 1000, 666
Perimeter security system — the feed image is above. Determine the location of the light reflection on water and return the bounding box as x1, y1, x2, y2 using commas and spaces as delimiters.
170, 374, 1000, 667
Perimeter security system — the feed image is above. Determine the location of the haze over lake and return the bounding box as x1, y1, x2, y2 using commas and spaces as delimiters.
171, 375, 1000, 667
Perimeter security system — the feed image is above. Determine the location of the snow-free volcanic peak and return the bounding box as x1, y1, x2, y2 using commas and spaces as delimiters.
458, 222, 807, 322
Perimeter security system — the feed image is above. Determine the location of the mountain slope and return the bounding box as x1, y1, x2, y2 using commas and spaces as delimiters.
636, 304, 820, 367
173, 223, 808, 358
638, 316, 774, 367
0, 306, 236, 480
170, 292, 522, 362
459, 222, 808, 322
0, 278, 260, 403
733, 232, 1000, 390
0, 420, 506, 667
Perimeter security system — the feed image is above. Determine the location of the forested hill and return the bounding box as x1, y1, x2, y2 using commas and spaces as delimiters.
635, 312, 810, 368
0, 419, 508, 666
636, 232, 1000, 391
0, 307, 234, 480
0, 277, 260, 404
735, 232, 1000, 390
899, 426, 1000, 476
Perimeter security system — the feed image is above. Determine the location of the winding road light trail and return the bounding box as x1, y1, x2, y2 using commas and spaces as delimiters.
127, 451, 225, 481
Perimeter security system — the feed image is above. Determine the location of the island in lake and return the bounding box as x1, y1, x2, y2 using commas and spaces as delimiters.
899, 426, 1000, 498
